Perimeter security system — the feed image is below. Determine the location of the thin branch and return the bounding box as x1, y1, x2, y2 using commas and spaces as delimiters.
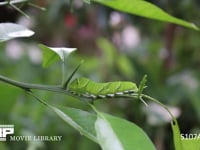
9, 3, 30, 18
139, 96, 148, 107
0, 0, 45, 18
28, 2, 46, 11
123, 94, 148, 107
0, 75, 74, 96
141, 94, 176, 121
0, 73, 177, 123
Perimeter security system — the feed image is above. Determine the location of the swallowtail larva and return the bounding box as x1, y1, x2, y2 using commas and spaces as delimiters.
68, 77, 138, 99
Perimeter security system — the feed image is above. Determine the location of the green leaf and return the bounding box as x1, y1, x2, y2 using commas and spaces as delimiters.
182, 139, 200, 150
0, 23, 34, 42
95, 111, 156, 150
94, 0, 199, 30
172, 119, 200, 150
171, 120, 183, 150
27, 92, 156, 149
38, 44, 77, 67
138, 74, 147, 98
49, 105, 98, 143
26, 92, 98, 143
0, 83, 20, 116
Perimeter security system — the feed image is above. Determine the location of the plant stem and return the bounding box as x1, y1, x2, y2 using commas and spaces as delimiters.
28, 2, 46, 11
141, 94, 176, 121
0, 74, 177, 122
61, 61, 65, 86
9, 3, 30, 19
0, 75, 73, 96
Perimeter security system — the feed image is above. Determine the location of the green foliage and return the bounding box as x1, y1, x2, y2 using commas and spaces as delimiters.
182, 139, 200, 150
50, 105, 98, 143
171, 120, 183, 150
38, 44, 77, 68
171, 119, 200, 150
0, 83, 20, 117
93, 0, 199, 30
138, 74, 147, 98
95, 111, 156, 150
29, 92, 156, 150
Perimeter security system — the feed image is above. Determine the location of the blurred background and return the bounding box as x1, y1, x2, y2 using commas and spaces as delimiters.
0, 0, 200, 149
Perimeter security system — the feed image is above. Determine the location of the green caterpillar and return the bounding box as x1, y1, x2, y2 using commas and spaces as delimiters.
68, 77, 138, 99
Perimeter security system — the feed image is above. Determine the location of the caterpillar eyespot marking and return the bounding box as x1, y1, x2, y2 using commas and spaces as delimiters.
68, 77, 139, 100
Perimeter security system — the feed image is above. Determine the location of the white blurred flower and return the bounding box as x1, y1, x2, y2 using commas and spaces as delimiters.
74, 0, 84, 8
27, 45, 42, 64
6, 40, 42, 64
6, 40, 24, 60
17, 16, 34, 28
109, 11, 123, 27
121, 25, 141, 50
168, 71, 198, 91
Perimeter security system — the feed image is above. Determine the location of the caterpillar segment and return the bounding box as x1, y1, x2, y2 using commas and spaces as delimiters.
68, 77, 139, 100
